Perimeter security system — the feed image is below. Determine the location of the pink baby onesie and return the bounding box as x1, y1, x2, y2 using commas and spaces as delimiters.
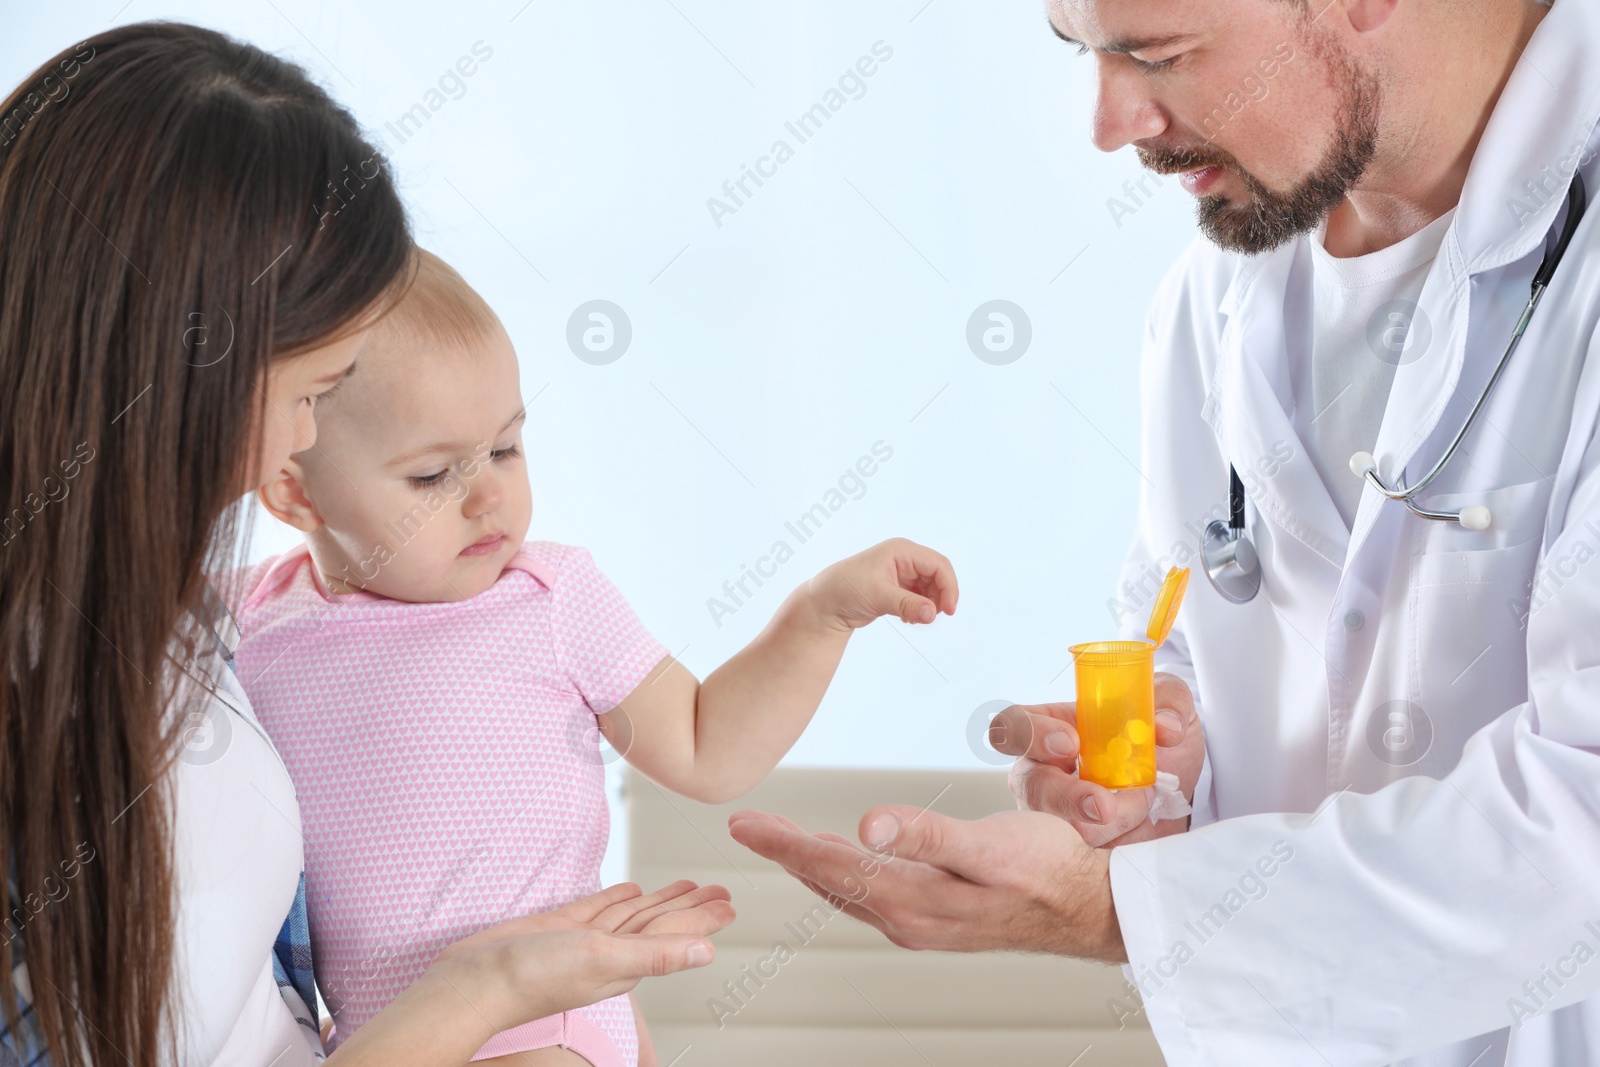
232, 541, 669, 1065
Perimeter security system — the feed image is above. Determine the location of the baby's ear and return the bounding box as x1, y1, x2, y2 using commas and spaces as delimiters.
258, 459, 324, 532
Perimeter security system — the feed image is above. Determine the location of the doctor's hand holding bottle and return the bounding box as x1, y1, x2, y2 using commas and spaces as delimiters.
989, 675, 1205, 847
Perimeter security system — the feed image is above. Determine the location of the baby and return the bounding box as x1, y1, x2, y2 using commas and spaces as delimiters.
232, 250, 957, 1066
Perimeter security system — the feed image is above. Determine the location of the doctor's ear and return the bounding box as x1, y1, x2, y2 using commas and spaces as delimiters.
258, 460, 324, 532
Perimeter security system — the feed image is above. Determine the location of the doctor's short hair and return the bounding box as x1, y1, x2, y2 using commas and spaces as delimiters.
368, 247, 504, 358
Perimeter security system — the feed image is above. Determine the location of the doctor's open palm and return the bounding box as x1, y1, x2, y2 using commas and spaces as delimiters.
992, 674, 1205, 847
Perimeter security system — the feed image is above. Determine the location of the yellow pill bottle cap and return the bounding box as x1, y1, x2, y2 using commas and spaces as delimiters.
1146, 567, 1191, 648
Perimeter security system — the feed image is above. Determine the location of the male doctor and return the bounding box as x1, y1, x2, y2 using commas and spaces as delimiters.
730, 0, 1600, 1062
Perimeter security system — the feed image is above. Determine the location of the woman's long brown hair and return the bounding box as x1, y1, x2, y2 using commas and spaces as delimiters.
0, 23, 410, 1065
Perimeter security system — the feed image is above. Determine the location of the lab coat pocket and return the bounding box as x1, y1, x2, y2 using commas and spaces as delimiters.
1411, 480, 1549, 752
1412, 479, 1551, 582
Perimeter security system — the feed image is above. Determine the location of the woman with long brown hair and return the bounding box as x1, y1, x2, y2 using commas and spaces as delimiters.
0, 21, 728, 1066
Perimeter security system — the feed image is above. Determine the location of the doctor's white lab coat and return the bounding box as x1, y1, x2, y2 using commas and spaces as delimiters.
1107, 0, 1600, 1063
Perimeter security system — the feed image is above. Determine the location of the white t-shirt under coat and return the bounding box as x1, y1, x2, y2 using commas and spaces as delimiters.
1286, 208, 1458, 528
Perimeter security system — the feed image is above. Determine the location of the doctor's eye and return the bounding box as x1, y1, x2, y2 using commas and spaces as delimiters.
408, 469, 448, 489
1131, 54, 1178, 73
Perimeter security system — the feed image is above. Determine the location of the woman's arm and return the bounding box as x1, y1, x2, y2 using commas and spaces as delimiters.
326, 882, 731, 1067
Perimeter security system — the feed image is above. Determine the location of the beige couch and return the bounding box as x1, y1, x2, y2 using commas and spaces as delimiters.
626, 767, 1166, 1066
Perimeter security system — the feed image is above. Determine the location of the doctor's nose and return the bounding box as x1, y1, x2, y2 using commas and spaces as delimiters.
1091, 56, 1168, 153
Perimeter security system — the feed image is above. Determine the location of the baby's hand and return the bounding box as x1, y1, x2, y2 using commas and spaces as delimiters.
808, 538, 958, 631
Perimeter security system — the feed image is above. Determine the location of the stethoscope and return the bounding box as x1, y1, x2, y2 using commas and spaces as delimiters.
1202, 172, 1588, 605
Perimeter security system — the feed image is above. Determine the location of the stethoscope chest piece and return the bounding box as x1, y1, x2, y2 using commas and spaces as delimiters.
1201, 517, 1262, 604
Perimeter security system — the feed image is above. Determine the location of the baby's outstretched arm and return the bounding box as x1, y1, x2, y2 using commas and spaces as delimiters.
605, 538, 957, 804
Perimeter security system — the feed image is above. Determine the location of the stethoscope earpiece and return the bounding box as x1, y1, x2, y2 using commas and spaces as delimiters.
1350, 451, 1495, 529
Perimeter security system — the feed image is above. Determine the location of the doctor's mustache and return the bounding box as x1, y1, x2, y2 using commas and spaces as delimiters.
1135, 142, 1243, 178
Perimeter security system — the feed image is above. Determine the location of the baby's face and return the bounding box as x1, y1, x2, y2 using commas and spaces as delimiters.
297, 326, 532, 602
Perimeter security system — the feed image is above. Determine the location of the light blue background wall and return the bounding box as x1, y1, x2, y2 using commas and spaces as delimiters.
9, 0, 1199, 876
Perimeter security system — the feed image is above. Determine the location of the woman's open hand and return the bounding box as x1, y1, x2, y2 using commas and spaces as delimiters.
329, 881, 734, 1066
430, 880, 735, 1012
441, 879, 735, 948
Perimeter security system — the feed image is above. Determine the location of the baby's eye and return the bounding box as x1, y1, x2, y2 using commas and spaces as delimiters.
408, 470, 448, 489
491, 444, 521, 462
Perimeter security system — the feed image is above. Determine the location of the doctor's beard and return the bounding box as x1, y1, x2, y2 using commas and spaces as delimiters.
1137, 45, 1382, 255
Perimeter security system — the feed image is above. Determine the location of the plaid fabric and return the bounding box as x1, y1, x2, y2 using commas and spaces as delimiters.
0, 861, 51, 1064
0, 943, 49, 1066
273, 872, 324, 1055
